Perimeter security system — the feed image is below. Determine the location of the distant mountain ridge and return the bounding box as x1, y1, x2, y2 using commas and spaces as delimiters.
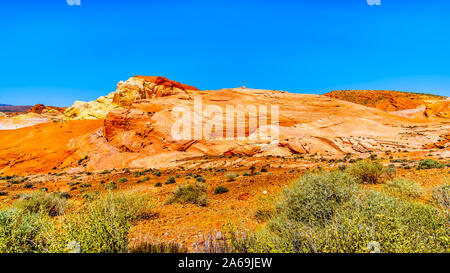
0, 105, 32, 113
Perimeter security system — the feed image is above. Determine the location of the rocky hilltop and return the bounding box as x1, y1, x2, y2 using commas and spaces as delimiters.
1, 76, 449, 174
63, 76, 198, 120
325, 90, 449, 120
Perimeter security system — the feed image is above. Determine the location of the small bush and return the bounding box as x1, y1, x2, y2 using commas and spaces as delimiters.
347, 160, 385, 184
154, 182, 162, 187
166, 184, 208, 206
13, 191, 69, 217
226, 172, 238, 182
431, 183, 450, 210
0, 191, 8, 196
271, 171, 358, 226
105, 182, 117, 190
62, 193, 154, 253
385, 179, 424, 198
417, 159, 444, 170
0, 209, 53, 253
214, 186, 229, 194
82, 193, 97, 202
195, 176, 206, 183
165, 176, 176, 185
118, 177, 128, 183
137, 176, 150, 183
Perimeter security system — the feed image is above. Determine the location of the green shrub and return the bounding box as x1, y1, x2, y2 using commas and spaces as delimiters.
165, 176, 176, 184
226, 172, 238, 182
62, 193, 154, 253
385, 179, 424, 198
195, 176, 206, 183
228, 170, 450, 253
13, 191, 69, 217
431, 183, 450, 210
0, 191, 8, 196
105, 182, 117, 190
417, 159, 444, 170
82, 193, 97, 202
0, 209, 53, 253
214, 186, 229, 194
166, 184, 208, 207
270, 171, 358, 226
118, 177, 128, 183
8, 177, 27, 184
154, 182, 162, 187
137, 176, 150, 183
347, 160, 385, 184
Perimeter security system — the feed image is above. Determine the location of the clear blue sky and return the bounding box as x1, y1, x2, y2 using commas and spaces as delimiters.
1, 0, 449, 106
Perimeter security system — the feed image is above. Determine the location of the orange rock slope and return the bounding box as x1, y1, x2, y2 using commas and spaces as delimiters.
324, 90, 449, 120
1, 77, 449, 175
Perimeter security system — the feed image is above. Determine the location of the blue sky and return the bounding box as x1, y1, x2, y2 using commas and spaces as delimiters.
0, 0, 449, 106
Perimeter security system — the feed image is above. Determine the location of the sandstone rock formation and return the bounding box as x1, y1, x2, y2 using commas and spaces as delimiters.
64, 92, 118, 120
65, 87, 449, 172
27, 104, 66, 115
112, 76, 199, 107
1, 77, 449, 174
63, 76, 199, 120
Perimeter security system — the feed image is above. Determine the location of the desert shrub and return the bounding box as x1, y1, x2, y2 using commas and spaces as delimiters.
118, 177, 128, 183
385, 179, 424, 198
270, 171, 358, 226
165, 176, 176, 184
8, 177, 27, 184
0, 191, 8, 196
228, 170, 449, 253
154, 182, 162, 187
62, 193, 154, 253
82, 193, 97, 202
137, 176, 150, 183
214, 186, 229, 194
346, 160, 385, 184
166, 184, 208, 207
195, 176, 206, 183
254, 195, 276, 223
13, 191, 69, 217
226, 172, 238, 182
151, 169, 162, 177
105, 182, 117, 190
431, 183, 450, 210
417, 159, 444, 170
242, 171, 250, 176
0, 209, 53, 253
385, 164, 397, 179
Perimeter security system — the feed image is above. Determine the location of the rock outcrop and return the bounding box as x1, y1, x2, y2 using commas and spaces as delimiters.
2, 77, 449, 174
64, 76, 199, 120
64, 92, 118, 120
28, 104, 66, 115
112, 76, 199, 107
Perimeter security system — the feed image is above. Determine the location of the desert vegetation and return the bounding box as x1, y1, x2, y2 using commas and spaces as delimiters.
0, 155, 448, 253
225, 163, 449, 253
